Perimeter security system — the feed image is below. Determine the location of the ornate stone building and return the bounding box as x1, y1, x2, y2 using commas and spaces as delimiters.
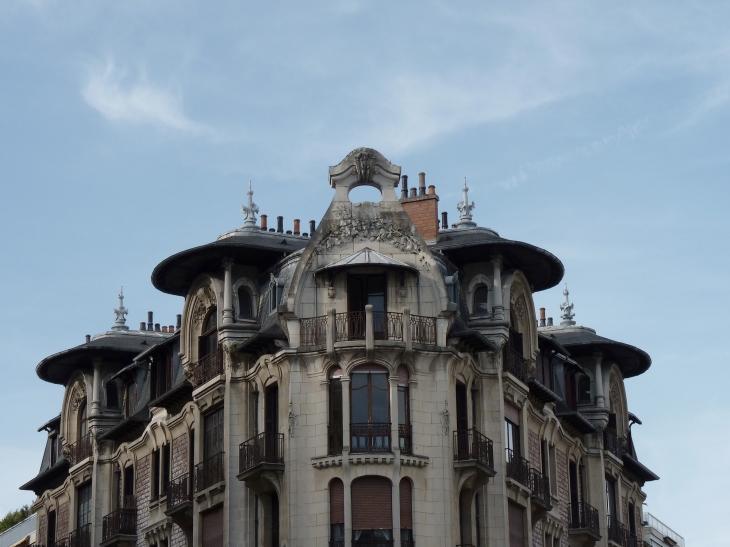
20, 148, 659, 547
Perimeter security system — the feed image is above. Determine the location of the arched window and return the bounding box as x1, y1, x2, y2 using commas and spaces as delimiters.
199, 307, 218, 358
78, 401, 88, 440
473, 285, 489, 315
106, 382, 119, 409
578, 376, 591, 404
397, 367, 411, 454
351, 366, 389, 452
352, 476, 392, 542
399, 478, 413, 545
328, 367, 343, 455
330, 479, 345, 545
237, 287, 253, 319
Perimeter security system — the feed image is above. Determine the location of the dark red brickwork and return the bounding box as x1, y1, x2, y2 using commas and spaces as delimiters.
172, 433, 188, 476
38, 513, 47, 547
533, 520, 543, 547
528, 431, 540, 470
556, 449, 570, 547
401, 196, 439, 241
135, 455, 151, 547
57, 502, 68, 540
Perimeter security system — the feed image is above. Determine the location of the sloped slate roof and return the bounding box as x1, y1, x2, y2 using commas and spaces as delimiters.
315, 247, 418, 275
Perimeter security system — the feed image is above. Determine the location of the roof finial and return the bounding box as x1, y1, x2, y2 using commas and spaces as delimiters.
241, 180, 259, 230
112, 286, 129, 331
560, 283, 576, 326
455, 176, 476, 229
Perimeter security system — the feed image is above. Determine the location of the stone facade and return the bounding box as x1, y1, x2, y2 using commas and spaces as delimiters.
22, 148, 659, 547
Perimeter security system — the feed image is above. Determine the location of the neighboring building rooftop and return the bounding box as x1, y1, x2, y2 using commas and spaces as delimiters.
0, 514, 36, 547
643, 513, 685, 547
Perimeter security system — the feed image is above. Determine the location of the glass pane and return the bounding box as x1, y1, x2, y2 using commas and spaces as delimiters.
351, 383, 369, 424
371, 378, 389, 423
398, 389, 407, 425
474, 286, 489, 314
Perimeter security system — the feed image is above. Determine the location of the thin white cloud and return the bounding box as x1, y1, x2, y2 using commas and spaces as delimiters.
679, 81, 730, 127
493, 122, 643, 190
82, 58, 210, 135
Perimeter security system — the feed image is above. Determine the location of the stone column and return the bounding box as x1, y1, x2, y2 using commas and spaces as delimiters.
390, 376, 400, 454
90, 358, 101, 417
492, 256, 505, 321
392, 480, 401, 547
341, 377, 351, 454
344, 479, 353, 547
594, 352, 605, 408
222, 258, 234, 324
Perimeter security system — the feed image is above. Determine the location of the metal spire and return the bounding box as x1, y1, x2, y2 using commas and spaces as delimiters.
456, 177, 476, 228
241, 180, 259, 229
560, 283, 576, 326
112, 287, 129, 331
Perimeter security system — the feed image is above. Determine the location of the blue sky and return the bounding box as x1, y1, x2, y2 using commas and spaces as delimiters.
1, 1, 728, 544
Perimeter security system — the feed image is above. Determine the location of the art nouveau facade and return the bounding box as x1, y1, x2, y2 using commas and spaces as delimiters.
21, 148, 659, 547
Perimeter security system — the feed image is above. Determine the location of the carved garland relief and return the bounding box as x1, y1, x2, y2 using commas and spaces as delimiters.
70, 380, 87, 411
192, 285, 218, 329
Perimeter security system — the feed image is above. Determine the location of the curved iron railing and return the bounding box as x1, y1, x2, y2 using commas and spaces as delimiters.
398, 424, 412, 454
66, 434, 93, 466
168, 472, 193, 509
336, 312, 366, 341
529, 469, 551, 505
411, 315, 436, 345
453, 429, 494, 469
195, 452, 224, 492
568, 502, 600, 535
192, 347, 224, 388
67, 525, 90, 547
350, 423, 391, 453
372, 312, 404, 341
328, 424, 344, 455
239, 432, 284, 473
300, 315, 327, 346
503, 345, 528, 383
102, 508, 136, 541
603, 429, 626, 459
505, 448, 530, 486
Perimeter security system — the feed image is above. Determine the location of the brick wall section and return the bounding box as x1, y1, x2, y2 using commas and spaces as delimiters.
528, 431, 540, 470
38, 513, 47, 546
622, 496, 628, 524
171, 525, 185, 547
533, 520, 543, 547
400, 195, 439, 240
172, 433, 188, 477
57, 502, 68, 540
556, 450, 570, 547
635, 505, 643, 541
135, 455, 151, 547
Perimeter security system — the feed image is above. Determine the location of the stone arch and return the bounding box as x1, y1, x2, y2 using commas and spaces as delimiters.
467, 274, 492, 316
505, 270, 538, 360
60, 373, 89, 443
608, 366, 629, 436
233, 276, 259, 320
181, 275, 221, 365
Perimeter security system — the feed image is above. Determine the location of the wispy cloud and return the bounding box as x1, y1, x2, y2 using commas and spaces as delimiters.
493, 122, 643, 190
82, 58, 211, 136
679, 81, 730, 128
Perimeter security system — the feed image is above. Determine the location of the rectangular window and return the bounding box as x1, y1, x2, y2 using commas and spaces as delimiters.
50, 436, 57, 466
628, 502, 636, 535
162, 444, 171, 496
549, 444, 557, 496
606, 477, 617, 527
123, 466, 135, 508
47, 511, 56, 547
347, 274, 387, 314
151, 448, 160, 500
76, 483, 92, 530
204, 408, 224, 460
505, 419, 520, 457
508, 501, 525, 547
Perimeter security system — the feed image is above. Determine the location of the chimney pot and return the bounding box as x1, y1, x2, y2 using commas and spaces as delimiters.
401, 175, 409, 199
302, 232, 308, 237
269, 228, 275, 232
147, 311, 153, 331
162, 326, 168, 333
176, 314, 182, 330
140, 322, 146, 331
286, 230, 292, 234
539, 307, 546, 327
277, 216, 283, 233
260, 214, 268, 230
293, 219, 300, 235
547, 317, 554, 327
428, 185, 435, 196
155, 323, 161, 332
309, 220, 316, 234
169, 325, 174, 332
85, 334, 91, 343
409, 188, 417, 198
441, 211, 448, 230
418, 172, 426, 196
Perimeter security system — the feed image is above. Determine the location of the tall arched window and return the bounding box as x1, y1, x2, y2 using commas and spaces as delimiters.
78, 401, 88, 440
238, 287, 253, 319
330, 479, 345, 546
397, 366, 411, 454
351, 366, 389, 452
352, 476, 392, 543
473, 285, 489, 315
399, 478, 413, 545
328, 367, 343, 455
199, 307, 218, 359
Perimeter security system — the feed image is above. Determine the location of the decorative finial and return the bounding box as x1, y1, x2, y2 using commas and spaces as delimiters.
112, 287, 129, 331
560, 283, 576, 326
241, 180, 259, 229
455, 177, 476, 228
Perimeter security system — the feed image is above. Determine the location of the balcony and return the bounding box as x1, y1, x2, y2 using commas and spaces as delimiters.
300, 312, 437, 346
568, 502, 601, 543
165, 472, 193, 527
351, 423, 391, 453
237, 433, 284, 492
608, 519, 637, 547
503, 346, 529, 383
410, 315, 436, 345
300, 315, 327, 346
398, 424, 412, 454
101, 508, 136, 547
328, 424, 343, 455
529, 469, 552, 514
68, 525, 91, 547
195, 452, 224, 493
604, 429, 626, 459
336, 311, 366, 341
351, 533, 393, 547
66, 434, 93, 466
453, 429, 495, 470
191, 348, 224, 388
505, 449, 530, 487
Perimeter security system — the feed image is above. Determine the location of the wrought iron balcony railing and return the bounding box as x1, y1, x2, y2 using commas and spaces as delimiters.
503, 345, 529, 383
603, 429, 626, 459
239, 432, 284, 474
505, 448, 530, 486
373, 312, 404, 341
398, 424, 412, 454
529, 468, 551, 505
168, 472, 193, 509
328, 424, 343, 455
608, 519, 629, 546
453, 429, 494, 469
300, 315, 327, 346
66, 434, 93, 466
102, 508, 136, 541
352, 533, 394, 547
67, 525, 90, 547
195, 452, 224, 492
192, 347, 224, 388
350, 422, 391, 453
410, 315, 436, 345
336, 311, 366, 341
568, 502, 600, 536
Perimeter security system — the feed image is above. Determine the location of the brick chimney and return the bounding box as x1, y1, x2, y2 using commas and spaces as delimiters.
400, 172, 439, 242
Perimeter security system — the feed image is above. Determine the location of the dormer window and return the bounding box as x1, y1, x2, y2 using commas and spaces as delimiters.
473, 285, 489, 315
269, 276, 284, 314
238, 287, 253, 319
105, 382, 119, 409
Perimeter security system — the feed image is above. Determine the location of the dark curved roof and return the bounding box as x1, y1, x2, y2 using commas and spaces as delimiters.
36, 333, 168, 385
431, 229, 564, 292
548, 328, 651, 378
151, 232, 309, 296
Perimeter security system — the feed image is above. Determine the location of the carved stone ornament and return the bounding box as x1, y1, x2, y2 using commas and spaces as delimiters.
440, 400, 450, 435
288, 402, 298, 438
609, 383, 620, 414
70, 381, 87, 411
353, 149, 377, 186
192, 285, 218, 328
512, 294, 527, 326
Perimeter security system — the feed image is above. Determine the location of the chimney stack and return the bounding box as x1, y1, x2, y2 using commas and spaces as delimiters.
418, 172, 426, 196
176, 314, 182, 331
277, 216, 283, 233
401, 175, 409, 199
147, 311, 153, 331
155, 323, 161, 332
409, 188, 417, 198
162, 326, 168, 333
293, 219, 300, 235
260, 214, 267, 230
140, 322, 146, 331
441, 211, 448, 230
539, 308, 546, 327
547, 317, 554, 327
169, 325, 174, 332
428, 185, 435, 196
310, 220, 316, 234
85, 334, 91, 343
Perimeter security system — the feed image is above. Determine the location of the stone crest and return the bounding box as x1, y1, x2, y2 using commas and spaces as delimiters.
70, 380, 87, 411
192, 285, 218, 328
